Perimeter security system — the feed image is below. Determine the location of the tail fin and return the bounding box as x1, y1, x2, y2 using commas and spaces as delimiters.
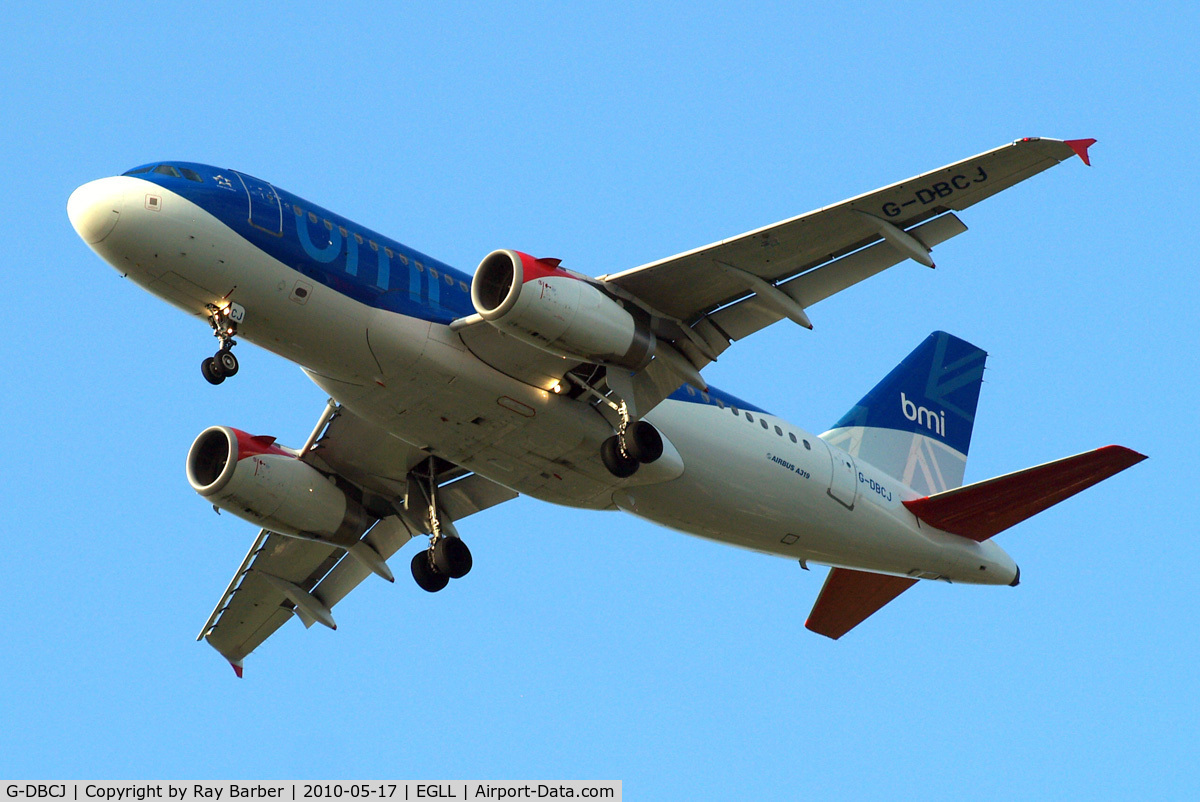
821, 331, 986, 494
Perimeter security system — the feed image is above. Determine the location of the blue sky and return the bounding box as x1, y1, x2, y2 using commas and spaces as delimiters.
3, 0, 1197, 796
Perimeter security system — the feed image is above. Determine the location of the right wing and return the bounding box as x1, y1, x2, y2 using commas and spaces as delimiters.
198, 404, 518, 676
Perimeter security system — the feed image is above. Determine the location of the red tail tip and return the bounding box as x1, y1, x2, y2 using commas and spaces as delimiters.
1064, 138, 1097, 166
231, 661, 244, 679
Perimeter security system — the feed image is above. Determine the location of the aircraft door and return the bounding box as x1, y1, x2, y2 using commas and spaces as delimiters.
827, 446, 858, 509
233, 171, 283, 236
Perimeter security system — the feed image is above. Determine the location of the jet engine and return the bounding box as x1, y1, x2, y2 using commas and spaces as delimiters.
470, 249, 655, 369
186, 426, 372, 546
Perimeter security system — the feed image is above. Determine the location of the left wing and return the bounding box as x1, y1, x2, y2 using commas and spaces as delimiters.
198, 404, 518, 676
453, 138, 1092, 418
598, 138, 1093, 413
601, 137, 1093, 326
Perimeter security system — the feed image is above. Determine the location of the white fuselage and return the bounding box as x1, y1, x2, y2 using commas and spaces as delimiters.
70, 174, 1019, 586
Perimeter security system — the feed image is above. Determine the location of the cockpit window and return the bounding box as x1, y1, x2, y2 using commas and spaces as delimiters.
123, 165, 154, 175
179, 167, 203, 183
153, 164, 182, 178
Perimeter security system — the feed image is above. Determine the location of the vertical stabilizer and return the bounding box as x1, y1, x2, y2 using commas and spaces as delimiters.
821, 331, 986, 493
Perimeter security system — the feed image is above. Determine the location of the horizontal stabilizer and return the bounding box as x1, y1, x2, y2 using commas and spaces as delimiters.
805, 568, 918, 640
903, 445, 1146, 542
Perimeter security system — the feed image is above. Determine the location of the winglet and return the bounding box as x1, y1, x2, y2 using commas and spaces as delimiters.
1064, 138, 1097, 166
230, 660, 244, 679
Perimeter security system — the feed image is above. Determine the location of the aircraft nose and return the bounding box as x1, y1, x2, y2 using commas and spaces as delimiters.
68, 177, 124, 244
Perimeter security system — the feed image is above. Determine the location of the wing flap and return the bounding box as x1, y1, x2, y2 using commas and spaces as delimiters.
202, 532, 341, 665
903, 445, 1146, 541
805, 568, 918, 640
710, 212, 968, 343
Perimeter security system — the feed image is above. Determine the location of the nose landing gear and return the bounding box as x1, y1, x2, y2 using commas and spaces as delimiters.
201, 302, 244, 385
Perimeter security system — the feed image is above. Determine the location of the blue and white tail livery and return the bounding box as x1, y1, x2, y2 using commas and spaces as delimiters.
821, 331, 986, 495
68, 136, 1147, 667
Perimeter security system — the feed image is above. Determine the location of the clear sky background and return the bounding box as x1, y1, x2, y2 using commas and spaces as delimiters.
2, 1, 1197, 797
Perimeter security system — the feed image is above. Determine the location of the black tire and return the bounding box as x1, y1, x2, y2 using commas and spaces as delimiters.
601, 435, 639, 478
201, 357, 225, 385
434, 537, 473, 579
216, 349, 239, 377
625, 421, 664, 464
411, 550, 449, 592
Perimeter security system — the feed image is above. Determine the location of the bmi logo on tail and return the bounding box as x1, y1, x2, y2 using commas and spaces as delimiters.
900, 392, 946, 437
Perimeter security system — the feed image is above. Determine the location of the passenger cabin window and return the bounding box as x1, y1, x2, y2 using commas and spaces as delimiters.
804, 440, 812, 450
789, 432, 797, 443
775, 425, 783, 436
746, 412, 754, 423
731, 406, 739, 415
153, 165, 181, 178
761, 419, 769, 430
123, 166, 153, 175
179, 168, 203, 182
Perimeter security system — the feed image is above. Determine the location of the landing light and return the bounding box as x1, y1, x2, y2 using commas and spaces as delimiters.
550, 381, 564, 394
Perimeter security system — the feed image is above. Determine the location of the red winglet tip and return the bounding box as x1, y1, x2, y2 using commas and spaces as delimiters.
1064, 138, 1097, 166
231, 661, 244, 679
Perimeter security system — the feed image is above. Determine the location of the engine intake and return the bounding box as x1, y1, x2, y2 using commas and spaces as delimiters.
471, 249, 655, 369
186, 426, 371, 547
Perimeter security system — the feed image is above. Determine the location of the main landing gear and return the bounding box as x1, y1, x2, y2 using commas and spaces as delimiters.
411, 536, 473, 592
600, 402, 664, 478
201, 302, 244, 385
408, 461, 473, 593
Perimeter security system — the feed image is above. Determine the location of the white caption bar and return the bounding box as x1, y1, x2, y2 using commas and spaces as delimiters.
1, 784, 620, 802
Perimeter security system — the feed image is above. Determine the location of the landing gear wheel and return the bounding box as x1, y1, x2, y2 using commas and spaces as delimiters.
411, 551, 449, 592
215, 349, 239, 377
601, 435, 639, 478
434, 537, 473, 579
201, 357, 225, 385
624, 421, 664, 464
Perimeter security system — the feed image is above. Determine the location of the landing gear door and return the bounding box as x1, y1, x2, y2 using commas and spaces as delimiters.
233, 171, 283, 236
827, 446, 858, 510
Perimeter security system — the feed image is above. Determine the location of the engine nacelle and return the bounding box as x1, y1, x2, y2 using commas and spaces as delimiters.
186, 426, 371, 547
471, 249, 655, 369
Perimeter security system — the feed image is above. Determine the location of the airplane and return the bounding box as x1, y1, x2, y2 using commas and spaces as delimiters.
67, 137, 1145, 676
